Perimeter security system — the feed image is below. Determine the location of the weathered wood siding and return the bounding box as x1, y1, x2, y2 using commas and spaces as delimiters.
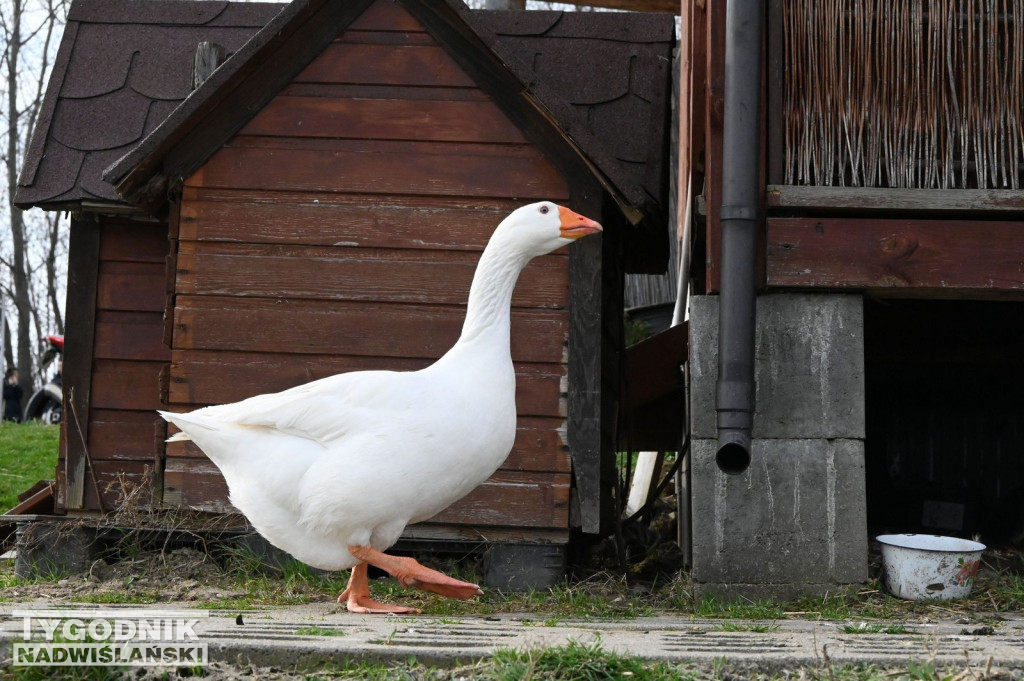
164, 0, 572, 534
767, 217, 1024, 293
59, 217, 170, 512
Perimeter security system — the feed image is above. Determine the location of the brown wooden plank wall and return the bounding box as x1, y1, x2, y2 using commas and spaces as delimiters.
59, 218, 170, 511
166, 0, 572, 532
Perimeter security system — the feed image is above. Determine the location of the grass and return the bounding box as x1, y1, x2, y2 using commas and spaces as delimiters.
842, 622, 907, 635
0, 421, 59, 511
73, 591, 162, 605
296, 625, 347, 636
693, 596, 786, 620
206, 545, 353, 609
990, 573, 1024, 611
488, 639, 699, 681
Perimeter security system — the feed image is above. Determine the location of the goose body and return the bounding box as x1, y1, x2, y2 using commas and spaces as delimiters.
164, 340, 515, 569
160, 201, 601, 612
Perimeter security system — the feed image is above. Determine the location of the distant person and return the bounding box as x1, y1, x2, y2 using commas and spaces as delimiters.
3, 368, 23, 422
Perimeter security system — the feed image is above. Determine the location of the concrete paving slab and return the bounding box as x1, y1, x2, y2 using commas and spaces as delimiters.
1, 602, 1022, 672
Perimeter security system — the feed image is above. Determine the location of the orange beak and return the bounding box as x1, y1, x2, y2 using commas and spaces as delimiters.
558, 205, 602, 240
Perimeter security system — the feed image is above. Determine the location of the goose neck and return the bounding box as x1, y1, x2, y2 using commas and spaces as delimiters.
457, 245, 528, 345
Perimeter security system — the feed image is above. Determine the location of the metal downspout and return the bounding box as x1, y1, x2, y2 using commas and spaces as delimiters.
716, 0, 763, 474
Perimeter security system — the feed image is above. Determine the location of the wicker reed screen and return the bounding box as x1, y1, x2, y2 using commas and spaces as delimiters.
783, 0, 1024, 189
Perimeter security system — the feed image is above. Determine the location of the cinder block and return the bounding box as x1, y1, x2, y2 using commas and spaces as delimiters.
690, 438, 868, 593
482, 543, 566, 591
689, 294, 865, 440
15, 521, 95, 579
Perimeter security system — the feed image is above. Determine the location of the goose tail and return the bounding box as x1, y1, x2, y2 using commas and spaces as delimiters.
158, 410, 218, 444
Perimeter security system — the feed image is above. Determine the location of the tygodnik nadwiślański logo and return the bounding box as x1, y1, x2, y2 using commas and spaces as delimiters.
9, 608, 208, 667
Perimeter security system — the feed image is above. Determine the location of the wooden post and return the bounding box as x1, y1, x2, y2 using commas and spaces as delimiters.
766, 0, 785, 185
62, 216, 100, 512
568, 218, 604, 534
568, 187, 626, 535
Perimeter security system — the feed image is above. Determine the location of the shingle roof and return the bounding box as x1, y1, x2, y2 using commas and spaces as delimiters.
16, 0, 283, 210
18, 0, 674, 221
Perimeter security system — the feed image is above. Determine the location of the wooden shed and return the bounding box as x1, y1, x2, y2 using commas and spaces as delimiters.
16, 0, 676, 562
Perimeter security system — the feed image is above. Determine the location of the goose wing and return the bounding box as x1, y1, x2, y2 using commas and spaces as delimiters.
189, 369, 420, 445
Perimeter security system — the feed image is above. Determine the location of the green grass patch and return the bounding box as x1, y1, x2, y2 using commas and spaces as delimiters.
72, 591, 162, 605
489, 639, 699, 681
843, 622, 907, 635
0, 421, 59, 512
693, 596, 786, 620
985, 573, 1024, 611
195, 596, 263, 611
296, 625, 347, 637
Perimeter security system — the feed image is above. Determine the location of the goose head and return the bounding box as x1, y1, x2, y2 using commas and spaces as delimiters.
492, 201, 602, 260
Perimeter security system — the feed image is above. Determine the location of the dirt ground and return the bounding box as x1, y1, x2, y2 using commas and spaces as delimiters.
2, 546, 249, 605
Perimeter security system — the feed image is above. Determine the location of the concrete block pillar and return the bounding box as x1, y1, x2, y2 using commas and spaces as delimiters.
688, 294, 867, 601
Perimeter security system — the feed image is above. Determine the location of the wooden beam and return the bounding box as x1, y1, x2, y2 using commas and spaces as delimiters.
62, 217, 101, 512
767, 217, 1024, 293
570, 0, 680, 13
400, 524, 568, 545
622, 321, 687, 410
767, 186, 1024, 214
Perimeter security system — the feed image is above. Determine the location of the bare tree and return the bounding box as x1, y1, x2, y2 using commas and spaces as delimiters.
43, 210, 64, 334
0, 0, 67, 402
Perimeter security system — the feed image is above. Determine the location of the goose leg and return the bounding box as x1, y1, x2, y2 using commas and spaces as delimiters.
348, 545, 483, 600
337, 562, 422, 614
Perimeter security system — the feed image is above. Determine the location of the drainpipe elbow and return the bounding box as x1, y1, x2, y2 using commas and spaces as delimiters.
715, 379, 753, 474
716, 429, 752, 475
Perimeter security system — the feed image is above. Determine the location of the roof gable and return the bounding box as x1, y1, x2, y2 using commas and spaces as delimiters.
103, 0, 672, 222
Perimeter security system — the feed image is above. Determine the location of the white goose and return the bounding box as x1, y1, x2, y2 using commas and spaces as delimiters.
159, 202, 601, 613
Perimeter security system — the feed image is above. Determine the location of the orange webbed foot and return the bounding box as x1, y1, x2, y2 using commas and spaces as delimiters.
401, 564, 483, 599
348, 545, 483, 600
339, 562, 422, 614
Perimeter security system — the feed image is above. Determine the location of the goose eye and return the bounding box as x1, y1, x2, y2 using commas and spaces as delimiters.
539, 205, 550, 214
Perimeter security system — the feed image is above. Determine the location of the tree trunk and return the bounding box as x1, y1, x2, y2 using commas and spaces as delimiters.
5, 0, 36, 400
2, 305, 12, 371
46, 213, 65, 335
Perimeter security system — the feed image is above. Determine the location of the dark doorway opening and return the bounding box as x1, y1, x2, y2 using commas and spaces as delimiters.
864, 299, 1024, 546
